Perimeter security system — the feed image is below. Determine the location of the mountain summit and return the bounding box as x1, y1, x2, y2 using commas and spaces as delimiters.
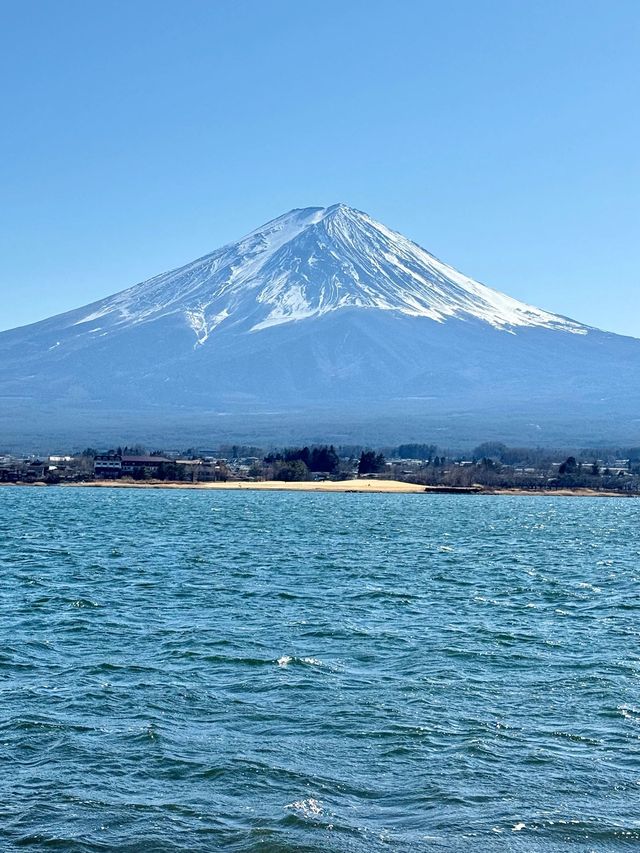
65, 203, 584, 344
0, 205, 638, 448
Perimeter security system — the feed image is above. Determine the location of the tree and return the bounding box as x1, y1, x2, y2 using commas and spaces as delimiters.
215, 461, 230, 482
559, 456, 578, 475
277, 445, 340, 474
310, 445, 339, 473
284, 446, 311, 467
274, 460, 309, 481
358, 451, 386, 475
479, 457, 501, 471
158, 461, 178, 481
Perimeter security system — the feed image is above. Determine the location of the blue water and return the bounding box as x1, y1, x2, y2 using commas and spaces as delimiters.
1, 488, 639, 852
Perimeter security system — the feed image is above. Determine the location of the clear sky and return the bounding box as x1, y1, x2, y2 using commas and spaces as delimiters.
1, 0, 638, 336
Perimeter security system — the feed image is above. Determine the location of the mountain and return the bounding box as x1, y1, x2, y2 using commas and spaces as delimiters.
1, 203, 638, 450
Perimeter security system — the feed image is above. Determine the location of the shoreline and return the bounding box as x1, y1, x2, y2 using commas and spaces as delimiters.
484, 487, 638, 498
2, 479, 637, 497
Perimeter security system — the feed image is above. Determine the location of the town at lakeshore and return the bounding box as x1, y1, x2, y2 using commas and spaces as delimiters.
1, 442, 639, 495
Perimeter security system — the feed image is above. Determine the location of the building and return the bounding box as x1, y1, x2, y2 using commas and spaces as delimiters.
175, 459, 228, 482
94, 454, 173, 479
121, 456, 171, 477
94, 454, 122, 478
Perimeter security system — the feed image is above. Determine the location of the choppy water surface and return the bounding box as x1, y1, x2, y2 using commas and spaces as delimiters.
1, 488, 639, 852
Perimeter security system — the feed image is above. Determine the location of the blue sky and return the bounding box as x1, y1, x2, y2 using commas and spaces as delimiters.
1, 0, 638, 335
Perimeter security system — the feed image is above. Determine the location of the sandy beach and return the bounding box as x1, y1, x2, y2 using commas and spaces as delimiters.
65, 478, 427, 493
22, 479, 633, 497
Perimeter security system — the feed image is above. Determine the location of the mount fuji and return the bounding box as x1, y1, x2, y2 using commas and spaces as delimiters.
1, 204, 638, 449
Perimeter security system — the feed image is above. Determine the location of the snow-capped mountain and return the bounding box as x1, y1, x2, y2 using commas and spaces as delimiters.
0, 204, 638, 448
55, 203, 585, 343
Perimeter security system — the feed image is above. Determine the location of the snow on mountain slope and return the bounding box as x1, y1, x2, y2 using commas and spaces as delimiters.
63, 203, 586, 348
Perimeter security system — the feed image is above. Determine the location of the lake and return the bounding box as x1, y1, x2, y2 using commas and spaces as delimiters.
1, 488, 639, 851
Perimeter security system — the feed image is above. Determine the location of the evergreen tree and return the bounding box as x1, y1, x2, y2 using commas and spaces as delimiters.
358, 450, 386, 475
559, 456, 578, 475
310, 445, 339, 473
274, 460, 309, 481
